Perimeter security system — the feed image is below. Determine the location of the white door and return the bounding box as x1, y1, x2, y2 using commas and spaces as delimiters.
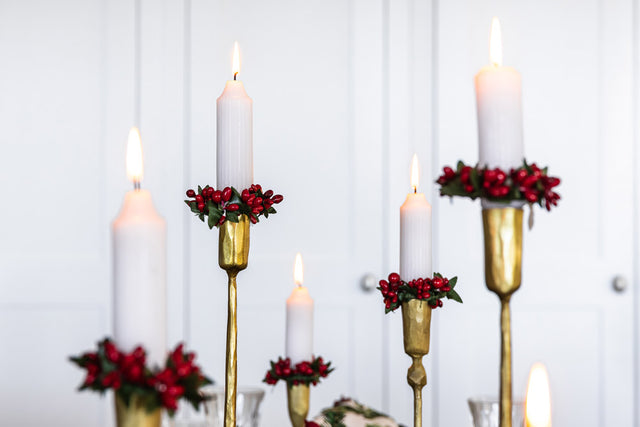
427, 0, 635, 426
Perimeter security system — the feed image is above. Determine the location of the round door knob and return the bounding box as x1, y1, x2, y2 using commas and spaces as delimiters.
361, 273, 378, 292
612, 275, 628, 293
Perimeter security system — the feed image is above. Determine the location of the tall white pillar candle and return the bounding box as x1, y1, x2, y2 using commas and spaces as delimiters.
285, 253, 314, 364
475, 17, 524, 170
400, 155, 432, 280
217, 42, 253, 190
113, 128, 167, 366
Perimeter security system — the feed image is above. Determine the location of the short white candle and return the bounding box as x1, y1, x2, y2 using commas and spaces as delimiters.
475, 17, 524, 170
525, 363, 552, 427
399, 154, 432, 280
285, 253, 314, 364
217, 42, 253, 190
113, 128, 167, 366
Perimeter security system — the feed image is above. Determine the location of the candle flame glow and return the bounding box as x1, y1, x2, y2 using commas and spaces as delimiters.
490, 17, 503, 67
232, 41, 240, 79
126, 127, 144, 185
410, 154, 420, 192
525, 363, 552, 427
294, 253, 304, 286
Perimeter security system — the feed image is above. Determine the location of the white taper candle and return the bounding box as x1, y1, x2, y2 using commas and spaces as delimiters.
216, 42, 253, 190
400, 155, 432, 280
475, 17, 524, 170
285, 254, 314, 364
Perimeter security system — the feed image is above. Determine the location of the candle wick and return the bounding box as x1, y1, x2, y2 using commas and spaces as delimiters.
133, 181, 141, 191
413, 187, 417, 194
234, 72, 238, 81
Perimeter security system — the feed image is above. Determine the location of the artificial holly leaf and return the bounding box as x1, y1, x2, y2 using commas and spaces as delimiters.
226, 212, 239, 223
197, 185, 203, 193
269, 207, 277, 214
448, 276, 457, 288
207, 214, 216, 229
446, 289, 463, 303
470, 168, 480, 189
457, 160, 465, 172
210, 211, 221, 225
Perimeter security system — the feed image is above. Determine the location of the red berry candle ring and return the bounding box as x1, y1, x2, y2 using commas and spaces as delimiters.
69, 339, 212, 427
436, 160, 561, 212
184, 184, 283, 427
378, 273, 462, 427
263, 356, 334, 427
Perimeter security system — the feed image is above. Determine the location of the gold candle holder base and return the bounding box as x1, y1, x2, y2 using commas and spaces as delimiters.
287, 384, 310, 427
401, 299, 432, 427
482, 207, 523, 427
115, 395, 161, 427
218, 215, 251, 427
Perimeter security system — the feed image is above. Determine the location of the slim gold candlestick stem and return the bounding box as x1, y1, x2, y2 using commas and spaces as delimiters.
482, 207, 523, 427
218, 215, 250, 427
401, 299, 432, 427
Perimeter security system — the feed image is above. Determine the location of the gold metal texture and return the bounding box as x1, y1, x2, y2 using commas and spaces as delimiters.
401, 299, 432, 427
287, 384, 310, 427
218, 215, 251, 427
115, 395, 161, 427
482, 207, 523, 427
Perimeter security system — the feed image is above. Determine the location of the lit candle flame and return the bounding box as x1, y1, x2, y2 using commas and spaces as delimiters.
232, 41, 240, 80
525, 363, 552, 427
294, 253, 304, 286
410, 154, 420, 192
126, 127, 143, 186
490, 17, 503, 67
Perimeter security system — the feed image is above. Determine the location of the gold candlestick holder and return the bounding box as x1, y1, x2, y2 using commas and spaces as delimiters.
482, 207, 523, 427
218, 215, 251, 427
287, 384, 310, 427
115, 395, 161, 427
401, 299, 432, 427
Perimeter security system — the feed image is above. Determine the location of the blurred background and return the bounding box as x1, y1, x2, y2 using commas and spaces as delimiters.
0, 0, 638, 426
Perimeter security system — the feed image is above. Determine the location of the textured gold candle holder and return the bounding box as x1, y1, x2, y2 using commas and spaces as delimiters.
482, 207, 523, 427
401, 299, 432, 427
115, 395, 161, 427
218, 215, 251, 427
287, 384, 310, 427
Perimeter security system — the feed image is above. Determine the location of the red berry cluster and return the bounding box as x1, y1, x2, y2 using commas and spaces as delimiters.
263, 356, 333, 387
240, 184, 284, 224
511, 164, 561, 210
186, 186, 238, 225
436, 160, 561, 211
70, 339, 212, 415
378, 273, 462, 313
378, 272, 402, 310
185, 184, 283, 228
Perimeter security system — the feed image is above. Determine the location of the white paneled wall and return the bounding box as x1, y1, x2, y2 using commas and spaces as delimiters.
0, 0, 639, 426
